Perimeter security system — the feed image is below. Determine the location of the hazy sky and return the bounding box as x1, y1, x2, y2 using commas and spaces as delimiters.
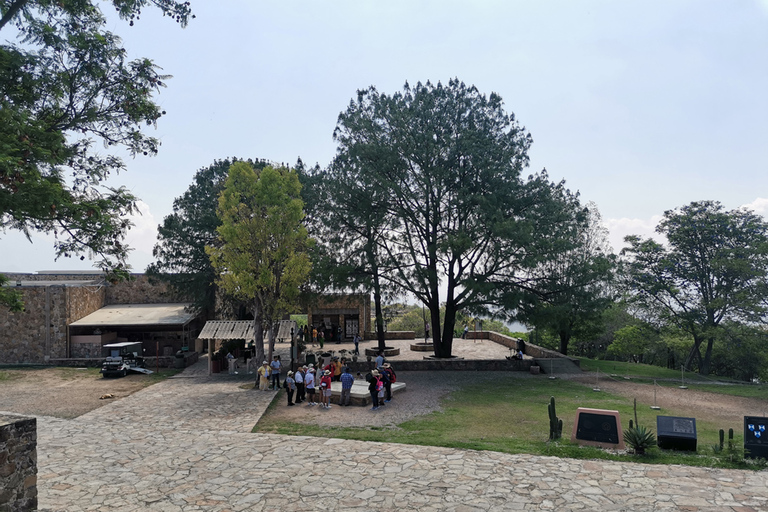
2, 0, 767, 273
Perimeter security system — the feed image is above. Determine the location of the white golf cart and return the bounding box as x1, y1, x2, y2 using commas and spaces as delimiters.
100, 342, 153, 378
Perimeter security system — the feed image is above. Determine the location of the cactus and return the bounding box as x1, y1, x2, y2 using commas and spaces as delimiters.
548, 396, 563, 440
728, 428, 734, 451
629, 419, 634, 429
719, 429, 725, 450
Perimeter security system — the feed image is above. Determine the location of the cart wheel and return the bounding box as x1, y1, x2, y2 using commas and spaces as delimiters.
122, 369, 127, 377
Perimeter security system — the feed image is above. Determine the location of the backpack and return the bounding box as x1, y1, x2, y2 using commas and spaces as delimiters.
387, 368, 397, 383
364, 372, 373, 383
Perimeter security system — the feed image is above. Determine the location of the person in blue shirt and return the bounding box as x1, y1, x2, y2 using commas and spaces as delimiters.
340, 366, 355, 406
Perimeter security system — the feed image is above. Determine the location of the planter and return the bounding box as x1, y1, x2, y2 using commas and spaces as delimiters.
530, 365, 540, 375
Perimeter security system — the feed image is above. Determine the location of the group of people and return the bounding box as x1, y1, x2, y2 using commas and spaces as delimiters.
278, 357, 397, 411
281, 363, 349, 408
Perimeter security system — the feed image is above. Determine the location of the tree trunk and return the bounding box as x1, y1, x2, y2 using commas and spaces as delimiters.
558, 331, 571, 356
372, 273, 386, 351
684, 338, 703, 372
442, 300, 458, 357
700, 336, 715, 376
253, 299, 264, 385
267, 323, 275, 362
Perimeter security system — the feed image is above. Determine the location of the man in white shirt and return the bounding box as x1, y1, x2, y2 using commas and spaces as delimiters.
304, 368, 316, 406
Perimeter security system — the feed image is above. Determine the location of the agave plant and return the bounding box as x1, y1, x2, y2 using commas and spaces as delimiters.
624, 425, 656, 455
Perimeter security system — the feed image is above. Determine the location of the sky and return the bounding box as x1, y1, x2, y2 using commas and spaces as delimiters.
2, 0, 768, 274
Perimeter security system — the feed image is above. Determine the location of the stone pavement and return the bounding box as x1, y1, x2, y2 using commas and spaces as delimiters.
23, 357, 768, 511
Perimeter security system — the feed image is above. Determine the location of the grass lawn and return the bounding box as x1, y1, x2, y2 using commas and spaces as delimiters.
255, 371, 768, 470
578, 358, 768, 399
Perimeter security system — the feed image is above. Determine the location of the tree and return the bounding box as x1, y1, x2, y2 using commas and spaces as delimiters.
207, 162, 311, 366
146, 158, 268, 317
622, 200, 768, 375
308, 151, 397, 351
512, 203, 616, 355
0, 0, 193, 308
332, 79, 581, 358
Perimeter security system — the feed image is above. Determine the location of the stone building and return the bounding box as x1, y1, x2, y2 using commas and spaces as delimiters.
0, 272, 203, 364
307, 294, 371, 341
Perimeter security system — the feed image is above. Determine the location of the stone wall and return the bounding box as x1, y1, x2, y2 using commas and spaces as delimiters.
0, 286, 66, 363
308, 294, 371, 335
106, 274, 186, 305
343, 358, 532, 373
363, 331, 415, 340
0, 272, 194, 364
66, 285, 105, 325
0, 415, 37, 512
469, 330, 580, 365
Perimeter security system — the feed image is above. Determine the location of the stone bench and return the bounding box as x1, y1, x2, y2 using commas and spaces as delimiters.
322, 381, 406, 406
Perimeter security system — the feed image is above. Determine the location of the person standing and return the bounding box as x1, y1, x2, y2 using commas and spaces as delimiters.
294, 366, 306, 403
270, 355, 282, 390
318, 330, 325, 349
382, 362, 395, 402
257, 361, 270, 391
462, 325, 469, 339
340, 366, 354, 406
332, 357, 342, 382
425, 322, 430, 341
375, 351, 384, 369
368, 369, 381, 410
305, 368, 316, 405
285, 371, 296, 406
312, 326, 318, 347
320, 369, 333, 409
353, 333, 360, 355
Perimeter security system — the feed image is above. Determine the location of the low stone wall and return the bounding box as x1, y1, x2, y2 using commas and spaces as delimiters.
364, 331, 415, 340
340, 358, 532, 373
0, 415, 37, 512
469, 331, 580, 366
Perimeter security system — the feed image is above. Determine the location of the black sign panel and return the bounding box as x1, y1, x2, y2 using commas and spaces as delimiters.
744, 416, 768, 460
575, 412, 620, 444
657, 415, 697, 451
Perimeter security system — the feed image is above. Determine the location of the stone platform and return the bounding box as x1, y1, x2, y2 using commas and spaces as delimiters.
325, 380, 406, 406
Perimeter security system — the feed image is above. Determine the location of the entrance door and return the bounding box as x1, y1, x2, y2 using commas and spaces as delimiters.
345, 319, 359, 338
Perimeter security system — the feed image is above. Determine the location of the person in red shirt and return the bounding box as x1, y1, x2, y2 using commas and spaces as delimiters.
320, 370, 333, 409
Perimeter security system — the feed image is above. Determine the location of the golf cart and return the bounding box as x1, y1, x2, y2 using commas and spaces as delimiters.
100, 342, 153, 377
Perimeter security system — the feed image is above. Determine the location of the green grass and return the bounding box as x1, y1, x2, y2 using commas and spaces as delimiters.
578, 358, 768, 399
254, 372, 768, 470
577, 358, 690, 380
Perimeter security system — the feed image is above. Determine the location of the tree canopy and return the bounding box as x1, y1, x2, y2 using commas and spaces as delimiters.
0, 0, 193, 308
207, 162, 311, 364
146, 158, 269, 317
332, 79, 586, 357
512, 203, 616, 355
621, 200, 768, 375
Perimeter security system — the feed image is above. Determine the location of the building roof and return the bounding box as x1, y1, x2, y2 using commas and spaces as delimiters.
198, 320, 255, 341
5, 280, 102, 287
69, 303, 196, 327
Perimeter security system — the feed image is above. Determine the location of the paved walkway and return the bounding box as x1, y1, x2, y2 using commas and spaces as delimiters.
27, 357, 768, 511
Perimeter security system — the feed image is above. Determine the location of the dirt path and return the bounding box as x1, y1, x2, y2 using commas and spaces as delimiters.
569, 375, 768, 426
0, 367, 162, 419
